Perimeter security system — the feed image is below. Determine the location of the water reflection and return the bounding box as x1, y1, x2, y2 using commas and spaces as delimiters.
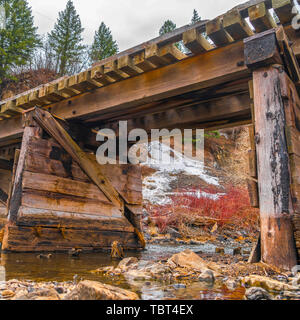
0, 244, 246, 300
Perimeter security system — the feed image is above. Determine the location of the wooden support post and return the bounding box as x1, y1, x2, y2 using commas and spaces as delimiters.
253, 66, 297, 270
245, 29, 298, 270
7, 119, 42, 223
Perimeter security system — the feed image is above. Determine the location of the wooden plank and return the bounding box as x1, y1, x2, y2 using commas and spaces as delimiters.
16, 207, 134, 232
183, 29, 214, 54
77, 70, 102, 90
22, 171, 111, 203
103, 60, 129, 81
253, 65, 297, 270
272, 0, 296, 24
1, 101, 23, 116
0, 117, 23, 142
132, 51, 156, 72
15, 94, 33, 110
50, 41, 248, 121
25, 150, 90, 182
106, 93, 251, 134
223, 9, 254, 40
90, 65, 116, 86
145, 43, 187, 68
33, 108, 123, 209
57, 78, 80, 98
2, 224, 141, 252
206, 17, 234, 46
248, 2, 278, 33
118, 55, 143, 77
21, 189, 121, 217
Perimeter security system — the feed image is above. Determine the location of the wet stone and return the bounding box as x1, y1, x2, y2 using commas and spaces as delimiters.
173, 283, 186, 289
245, 287, 272, 300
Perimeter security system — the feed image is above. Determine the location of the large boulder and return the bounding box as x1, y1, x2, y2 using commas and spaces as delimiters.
64, 280, 139, 300
242, 275, 299, 292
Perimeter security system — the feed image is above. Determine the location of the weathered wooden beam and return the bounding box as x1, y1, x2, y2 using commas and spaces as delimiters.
103, 60, 129, 81
253, 65, 298, 270
57, 78, 80, 98
244, 29, 282, 68
7, 124, 42, 223
132, 51, 156, 72
206, 17, 234, 46
118, 55, 143, 77
50, 41, 248, 121
183, 29, 214, 54
90, 65, 116, 86
32, 108, 123, 209
276, 26, 300, 84
105, 93, 251, 134
248, 2, 278, 33
272, 0, 296, 25
223, 9, 254, 40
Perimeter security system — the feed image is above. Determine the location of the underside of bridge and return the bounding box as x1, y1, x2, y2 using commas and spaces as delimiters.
0, 0, 300, 270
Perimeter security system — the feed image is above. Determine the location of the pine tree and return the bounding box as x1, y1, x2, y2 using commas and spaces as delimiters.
159, 20, 184, 51
0, 0, 40, 84
48, 0, 85, 76
159, 20, 177, 36
191, 9, 201, 24
89, 22, 118, 63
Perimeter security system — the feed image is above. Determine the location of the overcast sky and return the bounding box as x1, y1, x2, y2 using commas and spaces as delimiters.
27, 0, 243, 51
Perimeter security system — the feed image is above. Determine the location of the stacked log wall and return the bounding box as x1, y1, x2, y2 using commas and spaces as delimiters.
2, 135, 143, 252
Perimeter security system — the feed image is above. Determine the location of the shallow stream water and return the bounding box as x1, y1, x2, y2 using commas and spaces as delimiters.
0, 243, 247, 300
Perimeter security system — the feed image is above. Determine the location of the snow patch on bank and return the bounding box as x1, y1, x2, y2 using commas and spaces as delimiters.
142, 141, 220, 205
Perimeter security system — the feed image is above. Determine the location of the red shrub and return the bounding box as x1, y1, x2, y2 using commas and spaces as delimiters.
145, 186, 259, 234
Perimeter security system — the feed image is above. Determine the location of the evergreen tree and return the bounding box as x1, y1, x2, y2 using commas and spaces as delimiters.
0, 0, 40, 84
191, 9, 201, 24
159, 19, 177, 36
159, 19, 184, 51
89, 22, 118, 63
48, 0, 85, 76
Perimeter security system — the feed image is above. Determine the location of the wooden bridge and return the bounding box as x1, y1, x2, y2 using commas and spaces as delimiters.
0, 0, 300, 270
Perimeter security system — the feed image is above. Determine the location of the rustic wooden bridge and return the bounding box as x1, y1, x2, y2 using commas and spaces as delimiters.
0, 0, 300, 270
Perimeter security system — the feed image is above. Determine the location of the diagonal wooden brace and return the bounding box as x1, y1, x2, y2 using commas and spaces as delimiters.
32, 107, 145, 247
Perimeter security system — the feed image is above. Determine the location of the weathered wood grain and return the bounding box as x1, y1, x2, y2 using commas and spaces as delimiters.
2, 224, 141, 252
253, 65, 297, 270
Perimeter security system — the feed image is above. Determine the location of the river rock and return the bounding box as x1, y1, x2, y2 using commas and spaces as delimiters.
64, 280, 139, 300
12, 288, 60, 300
242, 275, 299, 292
198, 270, 215, 283
1, 289, 15, 299
166, 227, 182, 239
245, 287, 272, 300
118, 257, 139, 271
225, 279, 238, 290
167, 249, 217, 272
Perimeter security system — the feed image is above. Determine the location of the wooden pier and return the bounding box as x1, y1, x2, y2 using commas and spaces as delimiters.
0, 0, 300, 270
